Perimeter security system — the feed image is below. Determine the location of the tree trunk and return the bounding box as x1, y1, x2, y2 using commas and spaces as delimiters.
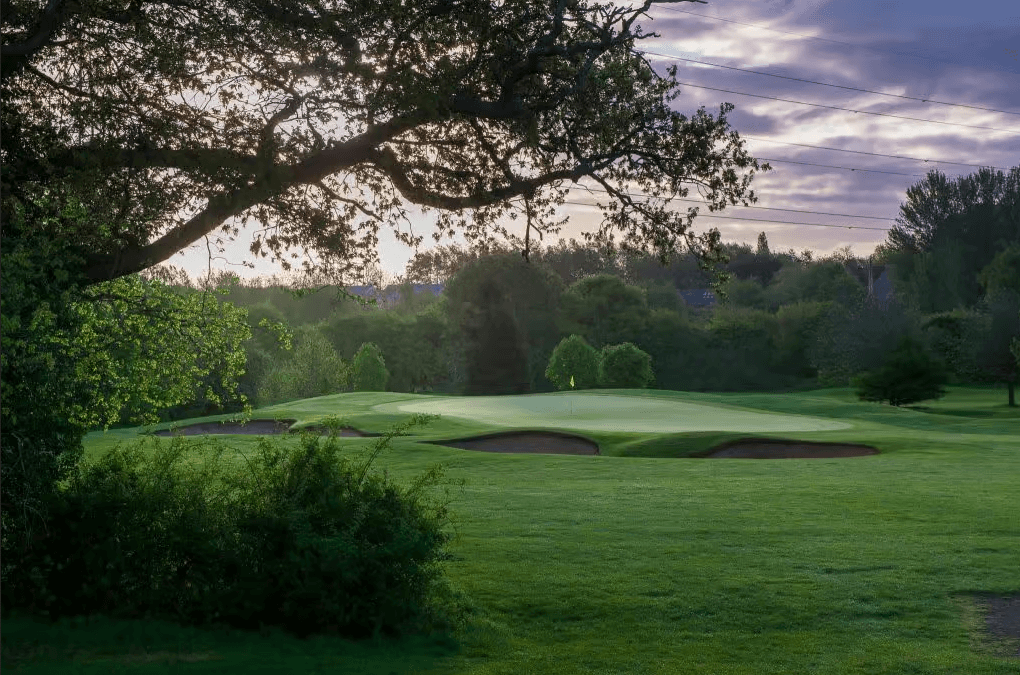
1009, 380, 1016, 407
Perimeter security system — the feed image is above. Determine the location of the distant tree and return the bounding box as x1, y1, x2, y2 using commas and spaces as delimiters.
442, 251, 565, 391
765, 260, 866, 310
545, 335, 600, 391
977, 243, 1020, 299
1012, 331, 1020, 372
558, 274, 651, 350
641, 279, 687, 315
882, 167, 1020, 311
971, 290, 1020, 407
352, 342, 390, 392
597, 342, 655, 389
725, 244, 783, 287
460, 279, 530, 395
537, 238, 630, 286
771, 301, 834, 378
631, 308, 702, 391
851, 335, 949, 406
719, 277, 768, 310
809, 296, 926, 387
756, 231, 771, 257
921, 308, 989, 384
257, 326, 350, 404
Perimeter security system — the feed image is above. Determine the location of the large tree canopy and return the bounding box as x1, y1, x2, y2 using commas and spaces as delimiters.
2, 0, 769, 288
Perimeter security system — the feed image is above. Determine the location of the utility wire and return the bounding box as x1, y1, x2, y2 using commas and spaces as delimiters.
646, 5, 1020, 79
653, 74, 1020, 134
738, 134, 1013, 172
645, 53, 1020, 117
754, 156, 927, 177
570, 185, 898, 220
559, 198, 892, 231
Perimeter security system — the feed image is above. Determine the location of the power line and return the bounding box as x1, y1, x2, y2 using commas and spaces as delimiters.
755, 156, 927, 177
571, 184, 898, 220
646, 5, 1020, 79
647, 53, 1020, 117
558, 200, 892, 232
659, 76, 1020, 134
739, 135, 1013, 172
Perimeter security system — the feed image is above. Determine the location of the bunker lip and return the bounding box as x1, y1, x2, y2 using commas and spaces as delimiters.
700, 437, 880, 459
426, 430, 601, 455
152, 420, 379, 437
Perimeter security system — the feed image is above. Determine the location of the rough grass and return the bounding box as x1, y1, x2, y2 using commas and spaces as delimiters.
4, 385, 1018, 674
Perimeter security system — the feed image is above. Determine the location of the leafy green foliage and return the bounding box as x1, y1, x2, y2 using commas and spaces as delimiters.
851, 336, 949, 406
921, 308, 990, 384
764, 260, 867, 310
809, 297, 927, 387
970, 290, 1020, 405
441, 251, 566, 392
770, 301, 834, 378
597, 342, 655, 389
557, 274, 650, 350
718, 277, 768, 310
3, 416, 469, 641
322, 312, 444, 393
352, 342, 390, 392
545, 335, 600, 391
257, 326, 350, 404
977, 243, 1020, 299
641, 279, 686, 315
459, 279, 530, 396
884, 167, 1020, 312
1, 192, 251, 576
73, 277, 252, 427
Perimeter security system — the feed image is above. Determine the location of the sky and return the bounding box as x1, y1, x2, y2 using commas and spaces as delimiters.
170, 0, 1020, 286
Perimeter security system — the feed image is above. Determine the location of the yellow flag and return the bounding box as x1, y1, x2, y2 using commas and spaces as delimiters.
570, 375, 575, 389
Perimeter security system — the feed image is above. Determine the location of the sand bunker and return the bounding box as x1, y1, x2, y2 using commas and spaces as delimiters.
427, 431, 600, 455
153, 420, 379, 437
703, 437, 879, 459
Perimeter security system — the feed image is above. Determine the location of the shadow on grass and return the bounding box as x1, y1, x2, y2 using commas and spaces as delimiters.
0, 612, 471, 674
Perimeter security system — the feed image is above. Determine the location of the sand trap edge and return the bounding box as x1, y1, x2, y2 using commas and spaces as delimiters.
425, 430, 601, 456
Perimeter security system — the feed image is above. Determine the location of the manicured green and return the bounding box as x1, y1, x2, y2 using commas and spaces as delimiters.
4, 385, 1018, 674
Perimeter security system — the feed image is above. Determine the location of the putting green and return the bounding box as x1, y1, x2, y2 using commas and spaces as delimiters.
372, 392, 853, 433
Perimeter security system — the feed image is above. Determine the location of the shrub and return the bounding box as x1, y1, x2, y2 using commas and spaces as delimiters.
597, 342, 655, 389
254, 326, 350, 405
545, 334, 600, 390
4, 415, 470, 641
851, 335, 949, 406
352, 341, 390, 392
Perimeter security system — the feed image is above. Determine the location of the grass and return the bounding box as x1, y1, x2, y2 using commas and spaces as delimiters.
4, 385, 1019, 674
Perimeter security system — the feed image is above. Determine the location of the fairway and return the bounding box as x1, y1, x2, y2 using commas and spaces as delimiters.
372, 390, 854, 433
8, 386, 1019, 675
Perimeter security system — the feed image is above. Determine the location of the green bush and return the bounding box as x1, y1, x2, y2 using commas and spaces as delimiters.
3, 415, 469, 641
851, 335, 950, 406
352, 341, 390, 392
545, 334, 600, 391
255, 327, 350, 405
597, 342, 655, 389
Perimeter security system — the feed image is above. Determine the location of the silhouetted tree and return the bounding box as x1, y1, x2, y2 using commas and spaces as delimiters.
461, 279, 530, 396
851, 335, 949, 407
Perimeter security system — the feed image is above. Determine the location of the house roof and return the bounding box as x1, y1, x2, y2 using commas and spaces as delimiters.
678, 289, 717, 307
